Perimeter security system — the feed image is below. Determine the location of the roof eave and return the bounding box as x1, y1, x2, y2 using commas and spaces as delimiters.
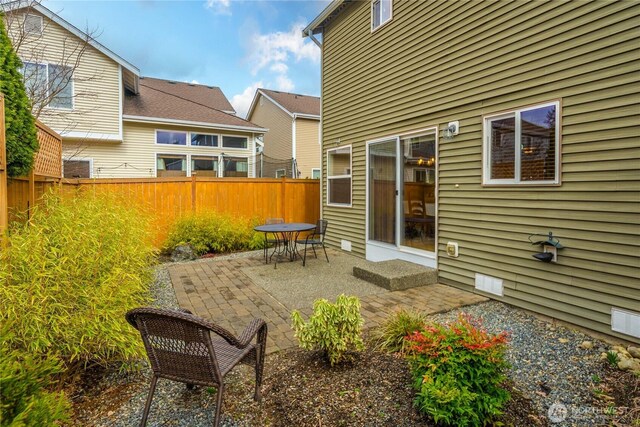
303, 0, 346, 36
122, 114, 268, 133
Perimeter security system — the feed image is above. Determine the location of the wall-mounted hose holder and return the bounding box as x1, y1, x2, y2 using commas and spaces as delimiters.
529, 232, 563, 263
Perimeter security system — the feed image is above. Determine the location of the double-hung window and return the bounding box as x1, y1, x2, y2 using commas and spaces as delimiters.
483, 101, 560, 185
371, 0, 392, 31
327, 146, 352, 206
22, 62, 73, 109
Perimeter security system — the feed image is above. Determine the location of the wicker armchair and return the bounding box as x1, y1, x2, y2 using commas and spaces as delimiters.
125, 307, 267, 427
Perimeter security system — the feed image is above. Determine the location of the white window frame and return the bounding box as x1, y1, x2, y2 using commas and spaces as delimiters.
155, 153, 188, 177
221, 135, 249, 150
371, 0, 393, 33
326, 145, 352, 208
62, 157, 92, 178
191, 154, 219, 177
312, 168, 321, 179
221, 155, 249, 177
275, 169, 286, 178
22, 61, 74, 111
24, 14, 43, 35
189, 131, 219, 148
482, 100, 561, 186
155, 129, 187, 146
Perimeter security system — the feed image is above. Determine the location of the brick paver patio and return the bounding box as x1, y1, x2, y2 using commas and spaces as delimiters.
168, 251, 487, 354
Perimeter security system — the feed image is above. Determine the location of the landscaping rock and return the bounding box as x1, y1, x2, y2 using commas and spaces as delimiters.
627, 346, 640, 359
558, 338, 569, 344
579, 341, 593, 350
171, 244, 196, 262
617, 357, 640, 373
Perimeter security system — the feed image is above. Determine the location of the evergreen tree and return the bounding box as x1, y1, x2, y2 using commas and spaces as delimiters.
0, 12, 38, 177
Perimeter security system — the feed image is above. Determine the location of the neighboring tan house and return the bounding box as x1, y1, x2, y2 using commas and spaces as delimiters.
305, 0, 640, 342
246, 89, 320, 179
3, 2, 266, 178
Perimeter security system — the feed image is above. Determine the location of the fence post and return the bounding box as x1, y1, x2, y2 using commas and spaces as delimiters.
0, 94, 7, 245
281, 176, 286, 221
191, 173, 196, 212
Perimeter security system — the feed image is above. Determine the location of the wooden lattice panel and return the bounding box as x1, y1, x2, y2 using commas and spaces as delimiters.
33, 121, 62, 178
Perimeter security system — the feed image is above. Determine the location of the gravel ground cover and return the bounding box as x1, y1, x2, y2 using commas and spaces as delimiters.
68, 262, 635, 426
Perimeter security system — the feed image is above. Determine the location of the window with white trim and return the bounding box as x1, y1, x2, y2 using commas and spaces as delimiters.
312, 168, 321, 179
483, 101, 560, 185
191, 133, 218, 147
157, 154, 187, 177
191, 156, 218, 177
222, 136, 248, 149
22, 62, 73, 109
63, 159, 91, 178
327, 145, 352, 206
156, 130, 187, 145
222, 157, 248, 177
24, 14, 43, 35
371, 0, 392, 31
275, 169, 286, 178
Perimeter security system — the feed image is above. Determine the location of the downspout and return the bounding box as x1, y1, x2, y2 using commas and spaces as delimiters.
292, 115, 297, 178
305, 28, 324, 221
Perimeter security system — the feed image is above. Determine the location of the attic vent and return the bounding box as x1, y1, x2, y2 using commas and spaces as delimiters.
188, 83, 195, 86
207, 86, 214, 89
167, 81, 177, 84
24, 14, 43, 35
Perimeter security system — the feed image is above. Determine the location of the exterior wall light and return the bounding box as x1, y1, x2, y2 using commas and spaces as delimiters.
443, 121, 459, 139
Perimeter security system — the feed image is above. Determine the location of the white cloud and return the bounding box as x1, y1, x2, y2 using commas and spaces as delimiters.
276, 75, 294, 92
205, 0, 231, 15
231, 81, 262, 119
248, 21, 320, 76
270, 62, 289, 74
190, 79, 200, 84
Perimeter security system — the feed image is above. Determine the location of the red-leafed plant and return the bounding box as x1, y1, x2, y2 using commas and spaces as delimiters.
404, 313, 510, 426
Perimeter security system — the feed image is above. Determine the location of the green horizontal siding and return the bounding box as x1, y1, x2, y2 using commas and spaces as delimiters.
320, 0, 640, 342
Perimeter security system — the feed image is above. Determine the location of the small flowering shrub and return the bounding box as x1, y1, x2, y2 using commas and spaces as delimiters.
405, 314, 510, 426
291, 295, 364, 366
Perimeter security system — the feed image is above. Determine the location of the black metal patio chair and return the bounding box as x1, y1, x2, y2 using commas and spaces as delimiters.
296, 219, 329, 266
263, 217, 284, 263
125, 307, 267, 427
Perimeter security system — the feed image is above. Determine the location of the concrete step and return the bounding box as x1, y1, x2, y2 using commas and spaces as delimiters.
353, 259, 438, 291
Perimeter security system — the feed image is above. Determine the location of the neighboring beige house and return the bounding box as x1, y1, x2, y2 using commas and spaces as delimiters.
305, 0, 640, 342
246, 89, 320, 179
3, 2, 266, 178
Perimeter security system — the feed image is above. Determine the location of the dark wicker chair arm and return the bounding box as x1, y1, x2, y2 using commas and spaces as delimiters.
237, 318, 267, 349
125, 307, 243, 347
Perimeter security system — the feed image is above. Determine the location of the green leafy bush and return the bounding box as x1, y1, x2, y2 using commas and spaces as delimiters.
164, 212, 265, 256
373, 309, 427, 353
0, 191, 155, 374
0, 13, 39, 177
404, 314, 510, 426
291, 294, 364, 366
0, 324, 70, 426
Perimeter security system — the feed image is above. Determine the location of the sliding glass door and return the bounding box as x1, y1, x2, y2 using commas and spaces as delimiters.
367, 129, 437, 260
368, 139, 397, 245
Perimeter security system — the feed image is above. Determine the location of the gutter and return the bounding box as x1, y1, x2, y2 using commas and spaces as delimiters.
122, 115, 268, 133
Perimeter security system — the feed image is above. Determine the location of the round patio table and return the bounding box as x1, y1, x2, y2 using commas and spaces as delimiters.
254, 222, 316, 266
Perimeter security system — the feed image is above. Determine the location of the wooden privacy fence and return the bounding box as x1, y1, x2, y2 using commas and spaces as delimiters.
61, 177, 321, 246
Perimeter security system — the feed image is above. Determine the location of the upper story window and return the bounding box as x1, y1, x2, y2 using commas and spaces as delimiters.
156, 130, 187, 145
222, 136, 248, 149
483, 101, 560, 185
371, 0, 392, 31
22, 62, 73, 109
327, 145, 352, 206
24, 14, 43, 35
191, 133, 218, 147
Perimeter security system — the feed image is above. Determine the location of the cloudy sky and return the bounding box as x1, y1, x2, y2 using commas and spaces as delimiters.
45, 0, 328, 117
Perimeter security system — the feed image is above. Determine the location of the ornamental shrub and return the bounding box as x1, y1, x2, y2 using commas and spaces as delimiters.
0, 191, 155, 374
0, 13, 39, 177
373, 309, 427, 353
0, 324, 70, 426
404, 314, 510, 426
291, 294, 364, 366
164, 212, 265, 256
